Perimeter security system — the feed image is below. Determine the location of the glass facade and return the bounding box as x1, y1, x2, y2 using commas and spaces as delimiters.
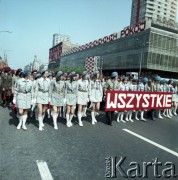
50, 26, 178, 76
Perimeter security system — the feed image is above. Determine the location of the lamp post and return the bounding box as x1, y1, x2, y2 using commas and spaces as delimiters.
0, 31, 12, 33
136, 39, 149, 77
139, 44, 146, 77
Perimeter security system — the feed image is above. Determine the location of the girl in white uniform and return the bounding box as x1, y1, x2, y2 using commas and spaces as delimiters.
35, 70, 51, 131
49, 71, 65, 129
89, 70, 103, 125
16, 70, 32, 130
76, 71, 90, 127
65, 72, 78, 127
172, 81, 178, 115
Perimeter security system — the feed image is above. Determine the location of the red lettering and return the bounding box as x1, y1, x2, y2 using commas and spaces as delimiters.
105, 91, 172, 111
140, 21, 146, 31
134, 24, 139, 33
120, 21, 147, 37
121, 30, 125, 37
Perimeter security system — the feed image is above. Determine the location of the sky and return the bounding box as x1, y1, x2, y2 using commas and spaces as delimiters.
0, 0, 178, 69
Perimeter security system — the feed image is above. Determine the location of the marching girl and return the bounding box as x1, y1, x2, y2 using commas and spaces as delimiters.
154, 76, 164, 119
130, 78, 139, 120
160, 79, 168, 118
47, 73, 53, 119
16, 70, 32, 130
172, 81, 178, 115
65, 72, 78, 127
76, 71, 90, 127
167, 79, 174, 118
35, 69, 51, 131
162, 79, 173, 118
82, 74, 90, 117
13, 69, 23, 117
89, 70, 103, 125
137, 77, 150, 121
30, 73, 41, 119
49, 71, 65, 130
117, 77, 131, 123
147, 79, 155, 120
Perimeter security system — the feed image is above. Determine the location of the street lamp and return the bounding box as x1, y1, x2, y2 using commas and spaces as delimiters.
0, 31, 12, 33
136, 39, 149, 77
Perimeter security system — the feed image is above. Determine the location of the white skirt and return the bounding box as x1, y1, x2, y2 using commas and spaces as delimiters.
77, 91, 88, 105
90, 89, 102, 103
172, 94, 178, 102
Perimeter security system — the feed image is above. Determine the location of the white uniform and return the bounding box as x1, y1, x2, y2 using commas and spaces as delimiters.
35, 77, 51, 105
89, 79, 103, 103
50, 79, 65, 107
65, 80, 77, 106
16, 78, 33, 109
77, 79, 90, 105
155, 82, 165, 118
172, 86, 178, 102
31, 79, 37, 104
137, 82, 150, 121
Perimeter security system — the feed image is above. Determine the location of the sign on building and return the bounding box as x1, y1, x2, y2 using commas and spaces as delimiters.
49, 42, 62, 64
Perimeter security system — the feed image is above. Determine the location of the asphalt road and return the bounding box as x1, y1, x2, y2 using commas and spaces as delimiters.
0, 106, 178, 180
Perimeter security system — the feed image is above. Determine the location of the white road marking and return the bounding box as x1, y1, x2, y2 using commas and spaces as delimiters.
36, 160, 53, 180
123, 128, 178, 157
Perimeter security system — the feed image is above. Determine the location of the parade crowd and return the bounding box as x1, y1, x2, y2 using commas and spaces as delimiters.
0, 67, 178, 131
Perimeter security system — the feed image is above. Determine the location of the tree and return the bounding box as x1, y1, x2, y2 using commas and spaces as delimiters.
53, 66, 85, 73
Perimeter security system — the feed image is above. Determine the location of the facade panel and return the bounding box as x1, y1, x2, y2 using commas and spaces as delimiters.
49, 26, 178, 77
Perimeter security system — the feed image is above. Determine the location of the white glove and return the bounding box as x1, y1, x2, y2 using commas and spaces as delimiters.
87, 98, 89, 102
31, 99, 36, 104
13, 97, 16, 104
48, 98, 51, 103
63, 98, 66, 104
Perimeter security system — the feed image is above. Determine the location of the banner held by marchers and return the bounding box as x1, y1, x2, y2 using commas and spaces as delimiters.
105, 91, 172, 112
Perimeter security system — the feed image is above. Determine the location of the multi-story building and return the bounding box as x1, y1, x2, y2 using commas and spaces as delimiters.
24, 55, 48, 72
48, 1, 178, 78
52, 34, 70, 47
130, 0, 177, 26
52, 33, 79, 52
32, 55, 41, 71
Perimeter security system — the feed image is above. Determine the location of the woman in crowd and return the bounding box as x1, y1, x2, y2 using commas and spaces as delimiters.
35, 69, 51, 131
65, 72, 78, 127
30, 73, 41, 119
49, 71, 65, 129
172, 80, 178, 115
89, 70, 103, 125
76, 71, 90, 127
16, 70, 32, 130
137, 77, 150, 121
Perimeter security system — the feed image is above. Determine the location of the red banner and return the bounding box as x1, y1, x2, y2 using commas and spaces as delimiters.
49, 42, 62, 63
105, 91, 172, 111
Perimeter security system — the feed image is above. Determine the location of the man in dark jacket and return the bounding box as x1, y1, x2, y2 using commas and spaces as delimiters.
1, 67, 12, 107
104, 71, 120, 126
